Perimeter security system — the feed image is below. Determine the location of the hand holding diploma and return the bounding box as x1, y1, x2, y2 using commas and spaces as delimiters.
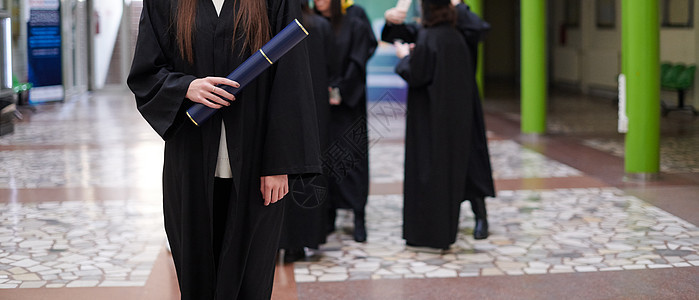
385, 0, 411, 24
185, 19, 309, 125
186, 77, 240, 109
385, 8, 407, 24
396, 0, 412, 11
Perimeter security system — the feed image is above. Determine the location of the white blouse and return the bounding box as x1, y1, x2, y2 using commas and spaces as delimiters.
212, 0, 224, 14
212, 0, 232, 179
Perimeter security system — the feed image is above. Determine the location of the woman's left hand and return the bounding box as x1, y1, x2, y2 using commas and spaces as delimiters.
260, 174, 288, 206
329, 87, 342, 105
395, 41, 412, 59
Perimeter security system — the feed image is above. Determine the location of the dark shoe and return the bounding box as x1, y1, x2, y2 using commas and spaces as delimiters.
470, 197, 489, 240
353, 226, 366, 242
283, 248, 306, 263
353, 211, 367, 242
473, 219, 489, 240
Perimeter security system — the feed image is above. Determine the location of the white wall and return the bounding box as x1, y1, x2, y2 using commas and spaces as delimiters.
61, 0, 89, 96
91, 0, 123, 89
10, 0, 26, 82
552, 1, 581, 84
662, 27, 695, 104
552, 0, 699, 107
661, 29, 695, 63
551, 0, 621, 93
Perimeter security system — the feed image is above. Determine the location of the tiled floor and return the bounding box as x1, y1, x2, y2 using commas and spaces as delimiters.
369, 140, 582, 184
583, 136, 699, 173
0, 200, 164, 289
295, 189, 698, 282
1, 84, 698, 299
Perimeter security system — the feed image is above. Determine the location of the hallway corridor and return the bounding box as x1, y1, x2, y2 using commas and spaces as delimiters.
0, 86, 697, 299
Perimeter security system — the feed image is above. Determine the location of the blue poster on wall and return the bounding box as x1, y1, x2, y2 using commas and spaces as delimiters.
27, 0, 63, 103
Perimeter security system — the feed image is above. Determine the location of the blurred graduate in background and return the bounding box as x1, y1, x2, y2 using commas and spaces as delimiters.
278, 0, 339, 263
384, 0, 494, 251
314, 0, 377, 243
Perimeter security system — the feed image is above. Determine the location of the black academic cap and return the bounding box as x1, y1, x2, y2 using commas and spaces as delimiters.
424, 0, 451, 5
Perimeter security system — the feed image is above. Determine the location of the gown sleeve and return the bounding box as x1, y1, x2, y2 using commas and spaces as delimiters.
337, 10, 377, 108
395, 32, 435, 88
322, 19, 340, 90
260, 0, 322, 176
127, 0, 196, 141
456, 4, 491, 47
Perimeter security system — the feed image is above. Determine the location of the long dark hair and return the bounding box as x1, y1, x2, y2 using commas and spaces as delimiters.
421, 2, 457, 28
176, 0, 271, 63
314, 0, 343, 31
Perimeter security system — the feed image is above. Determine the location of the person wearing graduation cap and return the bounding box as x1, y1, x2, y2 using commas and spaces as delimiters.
314, 0, 377, 243
278, 0, 339, 263
390, 0, 495, 251
128, 0, 320, 298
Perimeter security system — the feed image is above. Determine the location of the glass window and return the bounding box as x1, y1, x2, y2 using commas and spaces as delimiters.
565, 0, 581, 28
596, 0, 616, 28
662, 0, 694, 28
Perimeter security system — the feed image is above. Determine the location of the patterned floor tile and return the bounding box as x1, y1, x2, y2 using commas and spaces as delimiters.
1, 138, 581, 189
583, 136, 699, 173
0, 144, 163, 189
295, 188, 698, 282
369, 140, 582, 184
0, 200, 164, 289
0, 118, 158, 147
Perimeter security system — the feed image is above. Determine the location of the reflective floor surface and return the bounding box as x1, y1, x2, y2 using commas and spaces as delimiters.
0, 84, 698, 299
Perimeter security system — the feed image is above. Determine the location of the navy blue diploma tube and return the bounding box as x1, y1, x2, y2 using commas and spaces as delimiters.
186, 19, 310, 126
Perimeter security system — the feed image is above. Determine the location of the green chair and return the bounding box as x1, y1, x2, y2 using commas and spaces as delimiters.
661, 64, 697, 116
12, 75, 32, 106
660, 62, 672, 81
661, 64, 685, 89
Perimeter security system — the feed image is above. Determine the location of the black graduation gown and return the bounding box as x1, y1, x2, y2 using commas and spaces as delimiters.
454, 4, 495, 200
455, 3, 491, 68
279, 13, 336, 250
382, 4, 495, 201
324, 5, 377, 215
128, 0, 320, 299
395, 25, 475, 249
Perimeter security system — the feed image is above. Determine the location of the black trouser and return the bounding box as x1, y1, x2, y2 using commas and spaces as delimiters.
213, 177, 233, 270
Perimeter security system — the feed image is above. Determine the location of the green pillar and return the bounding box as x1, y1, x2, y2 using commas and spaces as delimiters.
465, 0, 485, 98
621, 0, 630, 78
521, 0, 547, 134
622, 0, 660, 176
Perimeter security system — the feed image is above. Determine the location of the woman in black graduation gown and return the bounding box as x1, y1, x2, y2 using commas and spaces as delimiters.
392, 0, 493, 250
128, 0, 320, 298
278, 0, 337, 263
383, 0, 494, 242
314, 0, 377, 242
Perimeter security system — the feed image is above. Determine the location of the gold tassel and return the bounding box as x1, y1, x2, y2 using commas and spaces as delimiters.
341, 0, 354, 14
